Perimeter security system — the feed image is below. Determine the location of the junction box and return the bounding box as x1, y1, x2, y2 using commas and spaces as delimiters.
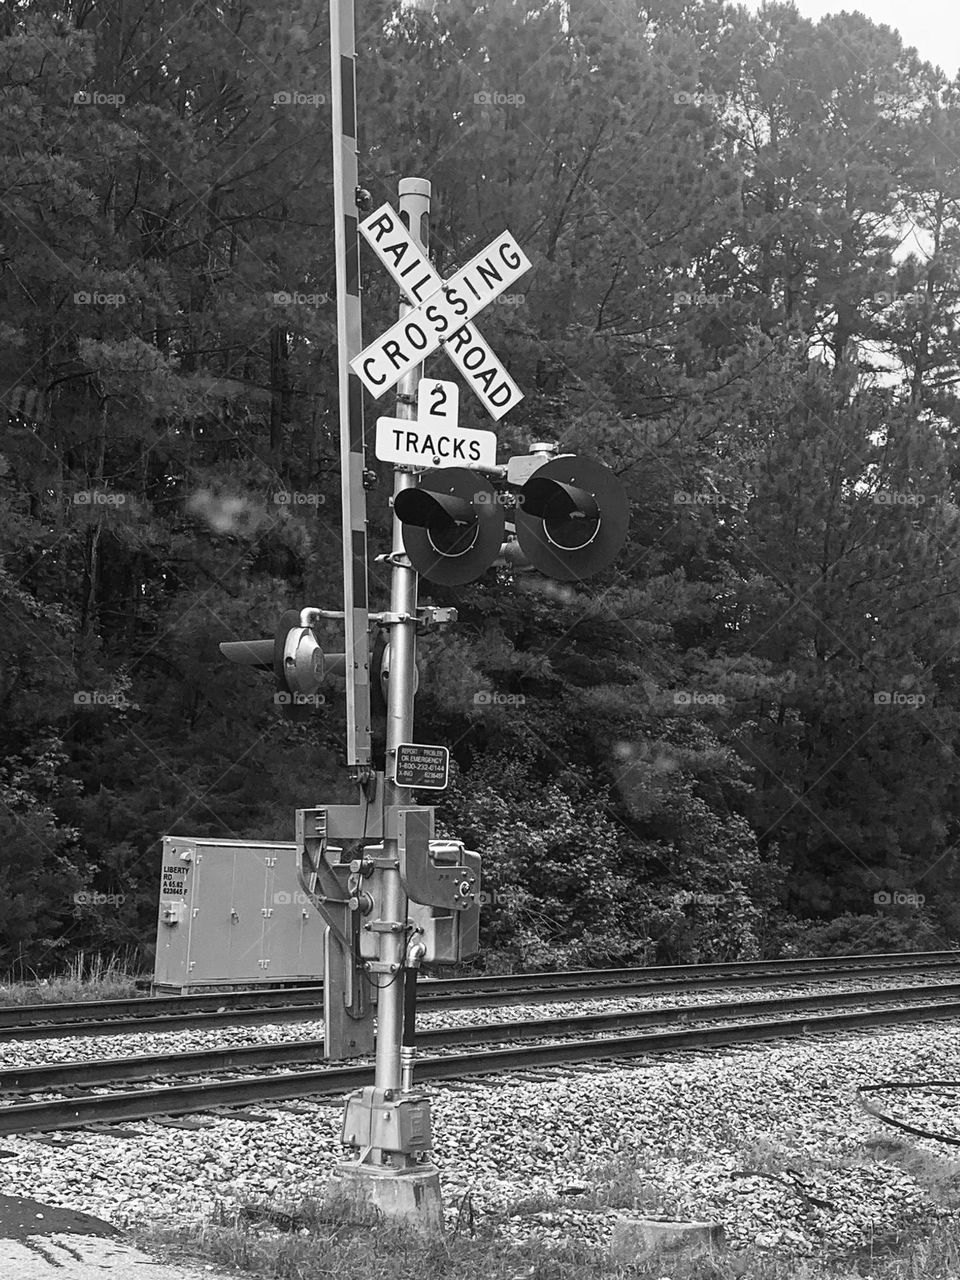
341, 1085, 433, 1152
154, 837, 326, 992
154, 832, 481, 992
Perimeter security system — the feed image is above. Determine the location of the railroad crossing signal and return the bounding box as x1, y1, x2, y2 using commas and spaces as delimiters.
355, 203, 627, 587
394, 449, 629, 586
514, 453, 630, 581
394, 467, 506, 586
218, 106, 630, 1231
352, 203, 530, 420
219, 609, 344, 720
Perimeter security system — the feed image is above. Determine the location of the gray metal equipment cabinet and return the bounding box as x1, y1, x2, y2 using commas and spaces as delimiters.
154, 837, 324, 991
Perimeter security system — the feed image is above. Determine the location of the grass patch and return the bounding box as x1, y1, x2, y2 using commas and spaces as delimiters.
131, 1192, 960, 1280
136, 1198, 604, 1280
0, 950, 143, 1005
860, 1138, 960, 1207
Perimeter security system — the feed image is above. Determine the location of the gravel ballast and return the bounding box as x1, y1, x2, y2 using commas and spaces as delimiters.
1, 1017, 960, 1258
1, 972, 958, 1070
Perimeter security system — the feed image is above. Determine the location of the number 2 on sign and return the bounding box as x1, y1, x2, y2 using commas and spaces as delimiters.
418, 378, 459, 430
429, 384, 446, 416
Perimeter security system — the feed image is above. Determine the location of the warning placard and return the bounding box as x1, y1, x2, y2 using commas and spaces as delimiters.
161, 864, 190, 897
355, 202, 526, 421
351, 230, 531, 401
394, 743, 450, 790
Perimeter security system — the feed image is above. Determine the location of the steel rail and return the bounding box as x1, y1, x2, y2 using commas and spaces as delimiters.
419, 950, 960, 996
0, 986, 323, 1032
3, 951, 960, 1042
3, 995, 960, 1135
5, 979, 960, 1095
0, 1001, 328, 1042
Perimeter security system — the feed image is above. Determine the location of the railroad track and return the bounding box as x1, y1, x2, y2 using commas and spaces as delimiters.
2, 950, 959, 1041
3, 980, 960, 1135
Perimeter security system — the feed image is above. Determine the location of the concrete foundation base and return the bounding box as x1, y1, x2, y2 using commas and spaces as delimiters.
610, 1217, 724, 1264
325, 1160, 444, 1236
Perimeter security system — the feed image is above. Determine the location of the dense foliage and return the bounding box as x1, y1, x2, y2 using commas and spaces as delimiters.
2, 0, 960, 974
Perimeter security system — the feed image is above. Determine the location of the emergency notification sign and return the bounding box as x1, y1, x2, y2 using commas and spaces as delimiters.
394, 743, 450, 790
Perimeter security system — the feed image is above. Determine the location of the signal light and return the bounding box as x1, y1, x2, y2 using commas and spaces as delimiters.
219, 609, 344, 720
391, 453, 628, 586
393, 467, 505, 586
513, 454, 628, 581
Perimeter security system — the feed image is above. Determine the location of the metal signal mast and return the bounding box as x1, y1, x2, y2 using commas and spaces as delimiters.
329, 0, 373, 776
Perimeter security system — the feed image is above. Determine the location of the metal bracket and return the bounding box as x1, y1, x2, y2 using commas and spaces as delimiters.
358, 766, 378, 798
383, 805, 434, 840
296, 807, 352, 952
374, 551, 415, 569
371, 611, 416, 625
370, 607, 456, 630
299, 606, 346, 624
398, 809, 478, 910
417, 605, 457, 627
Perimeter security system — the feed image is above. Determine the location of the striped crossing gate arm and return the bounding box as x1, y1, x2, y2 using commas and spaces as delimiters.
330, 0, 372, 771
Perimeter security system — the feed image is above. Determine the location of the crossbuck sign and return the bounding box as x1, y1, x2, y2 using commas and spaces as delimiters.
351, 204, 531, 421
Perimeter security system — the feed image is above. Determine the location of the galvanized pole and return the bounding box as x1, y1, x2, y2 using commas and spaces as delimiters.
330, 0, 372, 778
327, 175, 443, 1231
374, 176, 431, 1107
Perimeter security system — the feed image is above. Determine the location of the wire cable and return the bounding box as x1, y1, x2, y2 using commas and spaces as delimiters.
857, 1080, 960, 1147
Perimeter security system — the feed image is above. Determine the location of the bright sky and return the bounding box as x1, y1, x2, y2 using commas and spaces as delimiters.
746, 0, 960, 79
